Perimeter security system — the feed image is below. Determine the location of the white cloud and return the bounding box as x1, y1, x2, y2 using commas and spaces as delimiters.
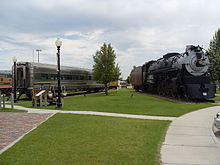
0, 0, 220, 78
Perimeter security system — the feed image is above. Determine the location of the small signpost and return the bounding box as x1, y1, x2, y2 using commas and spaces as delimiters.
0, 91, 7, 109
32, 82, 56, 107
11, 93, 14, 109
32, 89, 48, 107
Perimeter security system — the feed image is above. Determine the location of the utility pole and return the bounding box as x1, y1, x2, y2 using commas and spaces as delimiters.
33, 50, 34, 63
36, 49, 42, 63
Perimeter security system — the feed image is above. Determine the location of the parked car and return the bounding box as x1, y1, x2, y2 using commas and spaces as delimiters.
214, 112, 220, 130
120, 81, 127, 88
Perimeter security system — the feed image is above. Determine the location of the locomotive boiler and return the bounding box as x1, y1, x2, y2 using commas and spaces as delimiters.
131, 45, 216, 100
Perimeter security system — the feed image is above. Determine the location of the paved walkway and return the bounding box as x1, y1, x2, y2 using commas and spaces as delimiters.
0, 112, 53, 154
161, 106, 220, 165
5, 105, 176, 121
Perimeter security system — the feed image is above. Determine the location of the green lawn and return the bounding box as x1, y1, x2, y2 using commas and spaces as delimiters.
214, 89, 220, 102
0, 108, 27, 113
16, 89, 213, 117
0, 114, 170, 165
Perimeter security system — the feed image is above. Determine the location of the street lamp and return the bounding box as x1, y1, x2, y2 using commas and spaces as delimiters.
36, 49, 42, 63
55, 38, 62, 108
13, 56, 17, 103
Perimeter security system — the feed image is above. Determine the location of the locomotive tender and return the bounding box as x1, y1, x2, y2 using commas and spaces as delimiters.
131, 45, 216, 99
15, 62, 104, 98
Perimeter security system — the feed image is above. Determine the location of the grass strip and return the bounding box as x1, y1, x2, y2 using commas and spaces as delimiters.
0, 108, 27, 113
213, 90, 220, 102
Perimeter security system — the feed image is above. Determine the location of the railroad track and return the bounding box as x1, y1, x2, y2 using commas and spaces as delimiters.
15, 90, 104, 102
137, 91, 215, 104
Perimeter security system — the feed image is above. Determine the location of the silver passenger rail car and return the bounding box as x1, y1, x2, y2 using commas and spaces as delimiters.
16, 62, 104, 98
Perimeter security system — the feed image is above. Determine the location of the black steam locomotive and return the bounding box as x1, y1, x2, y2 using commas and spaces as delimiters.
131, 45, 216, 100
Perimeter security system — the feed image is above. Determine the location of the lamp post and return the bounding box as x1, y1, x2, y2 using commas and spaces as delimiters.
36, 49, 42, 63
13, 56, 17, 103
55, 38, 62, 108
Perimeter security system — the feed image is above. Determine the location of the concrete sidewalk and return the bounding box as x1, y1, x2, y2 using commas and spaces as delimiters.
161, 106, 220, 165
5, 105, 176, 121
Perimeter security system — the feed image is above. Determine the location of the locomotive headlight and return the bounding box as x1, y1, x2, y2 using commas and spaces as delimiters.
198, 60, 203, 65
194, 59, 205, 67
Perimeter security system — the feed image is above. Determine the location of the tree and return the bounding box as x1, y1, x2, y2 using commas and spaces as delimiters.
129, 65, 136, 83
126, 66, 137, 85
126, 75, 131, 84
93, 43, 121, 95
208, 28, 220, 86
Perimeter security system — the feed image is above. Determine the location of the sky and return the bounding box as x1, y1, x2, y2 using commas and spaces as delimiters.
0, 0, 220, 79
